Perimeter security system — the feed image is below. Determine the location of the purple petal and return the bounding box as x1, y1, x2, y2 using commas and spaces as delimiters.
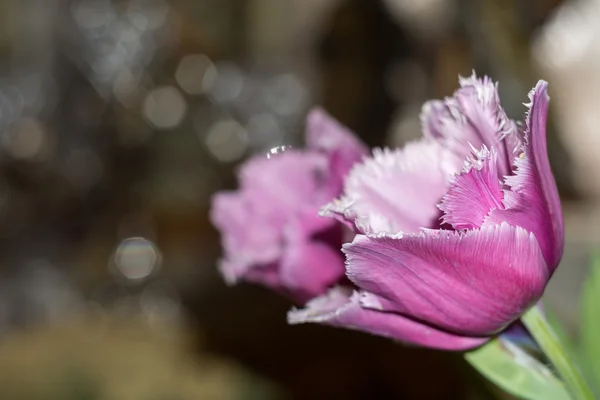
438, 147, 505, 230
420, 73, 519, 176
321, 140, 460, 235
344, 222, 549, 336
288, 287, 488, 350
485, 81, 564, 271
305, 108, 368, 194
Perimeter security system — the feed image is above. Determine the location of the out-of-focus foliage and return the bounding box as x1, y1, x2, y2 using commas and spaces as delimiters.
466, 251, 600, 400
580, 253, 600, 397
0, 313, 282, 400
466, 338, 570, 400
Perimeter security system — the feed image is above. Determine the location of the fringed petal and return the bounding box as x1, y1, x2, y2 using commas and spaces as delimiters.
438, 146, 505, 230
288, 287, 488, 350
344, 223, 549, 336
321, 139, 460, 235
420, 72, 519, 176
485, 81, 564, 271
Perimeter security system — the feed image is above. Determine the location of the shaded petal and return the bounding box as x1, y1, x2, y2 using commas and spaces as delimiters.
438, 147, 505, 230
485, 81, 564, 271
321, 140, 460, 235
279, 241, 345, 302
220, 259, 281, 288
306, 107, 368, 169
500, 321, 543, 359
305, 108, 368, 195
420, 73, 519, 176
283, 207, 337, 246
288, 287, 488, 350
344, 222, 549, 336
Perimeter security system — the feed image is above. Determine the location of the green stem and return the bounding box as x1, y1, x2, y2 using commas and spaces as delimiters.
521, 306, 594, 400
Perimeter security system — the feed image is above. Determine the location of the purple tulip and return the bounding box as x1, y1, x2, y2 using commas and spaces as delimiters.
210, 109, 368, 303
289, 74, 564, 350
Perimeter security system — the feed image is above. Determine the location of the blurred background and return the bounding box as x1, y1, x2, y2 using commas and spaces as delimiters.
0, 0, 598, 398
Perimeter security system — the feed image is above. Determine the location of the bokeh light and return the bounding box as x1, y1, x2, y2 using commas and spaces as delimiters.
143, 86, 188, 129
112, 237, 161, 282
204, 118, 248, 162
175, 54, 218, 95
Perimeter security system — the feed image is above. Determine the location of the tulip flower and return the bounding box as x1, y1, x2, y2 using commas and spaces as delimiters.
289, 75, 563, 350
210, 109, 367, 303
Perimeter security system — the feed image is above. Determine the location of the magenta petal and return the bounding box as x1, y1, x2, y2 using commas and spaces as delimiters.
344, 222, 549, 336
288, 287, 488, 350
485, 81, 564, 271
438, 147, 504, 230
321, 140, 461, 235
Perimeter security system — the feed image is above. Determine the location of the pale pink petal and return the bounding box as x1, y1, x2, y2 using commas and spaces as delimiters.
288, 287, 488, 351
239, 150, 330, 210
438, 147, 505, 230
211, 150, 326, 271
485, 81, 564, 270
343, 222, 549, 336
211, 192, 282, 274
211, 149, 339, 290
420, 73, 519, 176
321, 140, 461, 235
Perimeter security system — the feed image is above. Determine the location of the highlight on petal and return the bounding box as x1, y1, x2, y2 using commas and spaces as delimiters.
344, 222, 549, 336
485, 81, 564, 271
321, 139, 460, 235
420, 72, 519, 176
288, 287, 488, 351
438, 146, 505, 230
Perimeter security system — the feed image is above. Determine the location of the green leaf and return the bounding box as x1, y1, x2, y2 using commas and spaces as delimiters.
580, 252, 600, 395
465, 338, 571, 400
544, 302, 579, 366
